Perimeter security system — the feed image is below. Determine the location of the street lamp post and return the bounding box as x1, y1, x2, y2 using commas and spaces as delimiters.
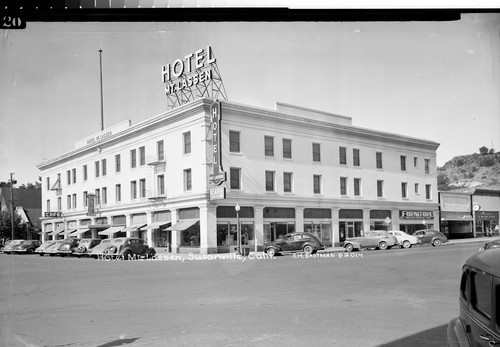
235, 203, 241, 254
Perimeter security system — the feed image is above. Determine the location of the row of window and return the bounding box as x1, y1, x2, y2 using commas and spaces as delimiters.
52, 132, 193, 190
49, 170, 192, 212
230, 131, 431, 172
50, 130, 431, 191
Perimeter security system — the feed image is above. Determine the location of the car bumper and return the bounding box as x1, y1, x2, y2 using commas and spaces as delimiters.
446, 317, 471, 347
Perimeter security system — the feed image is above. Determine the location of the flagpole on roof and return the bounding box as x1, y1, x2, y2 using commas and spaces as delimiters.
99, 49, 104, 131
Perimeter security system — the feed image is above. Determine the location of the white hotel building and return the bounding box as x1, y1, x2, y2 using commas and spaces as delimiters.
38, 98, 440, 254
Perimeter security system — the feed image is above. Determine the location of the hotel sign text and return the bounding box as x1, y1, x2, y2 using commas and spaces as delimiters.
161, 46, 216, 95
209, 101, 226, 186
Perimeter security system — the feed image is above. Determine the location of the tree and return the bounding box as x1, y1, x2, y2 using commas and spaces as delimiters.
479, 146, 489, 155
437, 173, 451, 191
0, 210, 25, 240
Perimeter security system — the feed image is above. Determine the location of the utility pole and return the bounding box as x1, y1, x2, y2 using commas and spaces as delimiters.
9, 173, 16, 240
99, 49, 104, 131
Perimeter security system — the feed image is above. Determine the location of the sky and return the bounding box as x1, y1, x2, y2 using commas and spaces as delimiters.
1, 13, 499, 185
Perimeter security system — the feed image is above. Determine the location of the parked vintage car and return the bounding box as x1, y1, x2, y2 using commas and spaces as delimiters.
264, 232, 324, 256
2, 240, 26, 254
10, 240, 42, 254
388, 230, 418, 249
447, 248, 500, 346
46, 239, 81, 257
101, 237, 156, 259
73, 238, 102, 257
90, 238, 114, 258
479, 238, 500, 252
343, 230, 398, 252
35, 241, 58, 256
414, 229, 448, 247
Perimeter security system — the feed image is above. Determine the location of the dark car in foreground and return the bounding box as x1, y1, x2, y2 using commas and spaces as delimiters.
11, 240, 42, 254
101, 237, 156, 260
264, 232, 324, 256
447, 248, 500, 346
479, 238, 500, 252
2, 240, 25, 254
414, 229, 448, 247
343, 230, 398, 252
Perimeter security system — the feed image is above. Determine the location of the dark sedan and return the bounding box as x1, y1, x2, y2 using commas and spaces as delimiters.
414, 229, 447, 247
264, 232, 324, 256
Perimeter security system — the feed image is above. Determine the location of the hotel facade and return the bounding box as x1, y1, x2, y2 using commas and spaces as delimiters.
38, 98, 440, 254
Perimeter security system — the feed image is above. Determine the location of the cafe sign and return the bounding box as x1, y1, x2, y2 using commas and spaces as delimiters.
400, 210, 434, 220
209, 101, 226, 186
44, 211, 62, 218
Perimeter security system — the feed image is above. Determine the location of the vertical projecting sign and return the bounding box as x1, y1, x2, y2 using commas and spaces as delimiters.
209, 101, 226, 186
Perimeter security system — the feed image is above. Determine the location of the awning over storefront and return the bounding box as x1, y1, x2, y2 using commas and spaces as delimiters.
98, 226, 125, 236
121, 223, 146, 233
68, 228, 90, 236
145, 221, 171, 230
60, 229, 77, 237
49, 229, 64, 236
166, 219, 198, 231
441, 211, 473, 221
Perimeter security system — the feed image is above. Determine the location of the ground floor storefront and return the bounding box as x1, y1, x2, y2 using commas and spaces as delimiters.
40, 200, 439, 253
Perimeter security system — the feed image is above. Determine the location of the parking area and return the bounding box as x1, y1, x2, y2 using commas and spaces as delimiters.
0, 241, 488, 346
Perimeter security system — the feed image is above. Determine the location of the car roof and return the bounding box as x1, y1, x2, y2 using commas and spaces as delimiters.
465, 248, 500, 278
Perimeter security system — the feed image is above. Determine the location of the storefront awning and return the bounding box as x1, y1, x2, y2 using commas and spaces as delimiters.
441, 212, 473, 221
166, 219, 198, 231
121, 223, 146, 233
49, 229, 63, 236
60, 229, 77, 236
68, 228, 90, 236
98, 226, 125, 236
144, 221, 171, 230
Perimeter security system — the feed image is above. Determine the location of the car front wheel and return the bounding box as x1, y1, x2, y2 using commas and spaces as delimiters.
303, 245, 313, 255
432, 239, 442, 247
266, 248, 277, 257
344, 243, 354, 252
402, 240, 411, 249
378, 241, 388, 250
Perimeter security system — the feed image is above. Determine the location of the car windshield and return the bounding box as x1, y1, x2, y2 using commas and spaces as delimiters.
7, 240, 23, 245
113, 239, 124, 243
80, 240, 91, 244
20, 241, 35, 245
101, 239, 112, 244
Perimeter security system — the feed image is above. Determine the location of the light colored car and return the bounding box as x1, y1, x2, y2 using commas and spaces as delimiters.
2, 240, 25, 254
35, 241, 58, 256
11, 240, 42, 254
447, 248, 500, 346
45, 240, 73, 257
343, 230, 398, 252
388, 230, 418, 249
73, 238, 102, 257
90, 238, 114, 258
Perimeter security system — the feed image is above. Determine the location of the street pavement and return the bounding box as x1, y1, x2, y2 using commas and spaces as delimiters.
0, 240, 492, 347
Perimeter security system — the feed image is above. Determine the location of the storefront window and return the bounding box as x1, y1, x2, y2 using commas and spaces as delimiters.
264, 222, 294, 243
180, 224, 200, 247
304, 222, 332, 247
153, 229, 170, 247
339, 221, 363, 239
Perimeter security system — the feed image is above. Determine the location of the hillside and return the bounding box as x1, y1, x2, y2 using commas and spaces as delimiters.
438, 151, 500, 191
